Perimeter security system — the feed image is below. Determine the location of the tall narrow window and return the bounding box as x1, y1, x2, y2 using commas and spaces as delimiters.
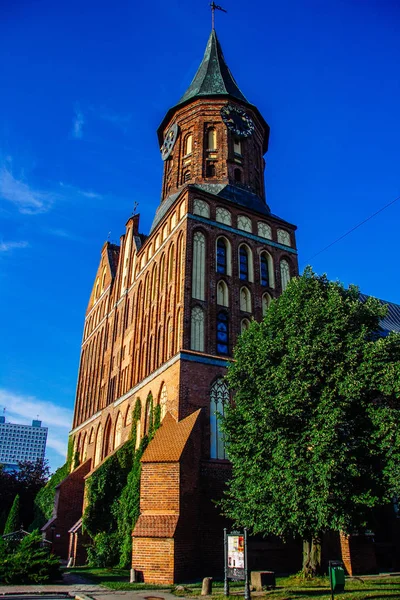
260, 253, 269, 286
241, 318, 250, 332
191, 306, 205, 352
160, 384, 167, 420
192, 231, 206, 300
281, 259, 291, 291
216, 238, 227, 274
114, 412, 123, 449
101, 267, 107, 292
217, 280, 229, 307
262, 293, 272, 316
94, 424, 102, 467
233, 137, 242, 155
240, 287, 251, 313
207, 128, 217, 150
151, 265, 158, 300
183, 170, 191, 183
239, 244, 253, 281
168, 244, 175, 282
184, 134, 193, 155
159, 254, 165, 290
239, 246, 249, 280
216, 311, 229, 355
210, 378, 229, 459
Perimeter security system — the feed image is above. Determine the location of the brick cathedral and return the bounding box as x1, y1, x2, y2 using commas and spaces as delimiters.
44, 29, 301, 582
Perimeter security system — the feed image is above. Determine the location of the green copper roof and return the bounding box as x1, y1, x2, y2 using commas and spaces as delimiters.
177, 30, 248, 105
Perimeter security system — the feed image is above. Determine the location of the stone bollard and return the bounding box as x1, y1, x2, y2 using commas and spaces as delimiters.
201, 577, 213, 595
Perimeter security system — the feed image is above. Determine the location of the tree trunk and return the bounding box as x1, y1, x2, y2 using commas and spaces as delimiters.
302, 537, 322, 577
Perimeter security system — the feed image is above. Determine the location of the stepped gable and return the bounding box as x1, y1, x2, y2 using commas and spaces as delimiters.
141, 410, 201, 463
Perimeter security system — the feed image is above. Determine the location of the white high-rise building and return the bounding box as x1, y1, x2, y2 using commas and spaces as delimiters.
0, 416, 48, 470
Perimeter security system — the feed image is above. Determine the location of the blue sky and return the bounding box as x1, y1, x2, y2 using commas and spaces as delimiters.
1, 0, 399, 472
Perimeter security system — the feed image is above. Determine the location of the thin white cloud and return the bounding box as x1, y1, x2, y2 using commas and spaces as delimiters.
0, 389, 73, 459
98, 109, 132, 132
0, 166, 52, 214
44, 228, 86, 243
0, 240, 29, 252
72, 105, 85, 139
59, 181, 102, 200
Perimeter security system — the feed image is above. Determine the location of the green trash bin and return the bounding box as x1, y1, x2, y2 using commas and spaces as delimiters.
329, 561, 345, 594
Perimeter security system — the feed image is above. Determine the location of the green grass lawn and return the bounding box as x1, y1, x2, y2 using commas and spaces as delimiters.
63, 568, 400, 598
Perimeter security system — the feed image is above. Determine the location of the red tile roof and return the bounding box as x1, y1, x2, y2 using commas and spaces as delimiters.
141, 410, 201, 463
132, 514, 179, 538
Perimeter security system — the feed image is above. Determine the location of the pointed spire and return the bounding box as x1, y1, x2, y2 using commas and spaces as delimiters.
177, 30, 248, 106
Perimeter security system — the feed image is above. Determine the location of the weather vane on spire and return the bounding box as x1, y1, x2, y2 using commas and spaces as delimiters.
210, 2, 227, 30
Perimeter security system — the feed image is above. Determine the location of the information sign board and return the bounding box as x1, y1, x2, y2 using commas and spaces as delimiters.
227, 534, 245, 579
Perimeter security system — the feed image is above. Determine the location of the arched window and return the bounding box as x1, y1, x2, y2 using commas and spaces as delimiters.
280, 259, 291, 291
216, 207, 231, 225
144, 394, 153, 435
114, 412, 123, 449
240, 287, 251, 313
176, 309, 182, 353
125, 405, 132, 426
237, 215, 252, 232
216, 311, 229, 355
167, 244, 175, 282
207, 128, 217, 150
277, 229, 291, 247
260, 253, 269, 286
89, 427, 95, 444
210, 378, 229, 459
160, 384, 167, 421
217, 280, 229, 307
159, 253, 165, 290
234, 168, 242, 183
239, 245, 250, 280
155, 234, 160, 250
184, 134, 193, 155
135, 417, 141, 450
262, 293, 272, 316
81, 433, 88, 462
94, 424, 102, 467
162, 223, 169, 241
257, 221, 272, 240
102, 417, 112, 460
241, 318, 250, 332
94, 278, 100, 301
101, 267, 107, 292
151, 265, 158, 301
192, 231, 206, 300
191, 306, 205, 352
216, 237, 232, 276
239, 248, 248, 280
193, 199, 210, 218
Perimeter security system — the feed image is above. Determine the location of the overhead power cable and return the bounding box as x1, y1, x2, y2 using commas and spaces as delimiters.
307, 193, 400, 262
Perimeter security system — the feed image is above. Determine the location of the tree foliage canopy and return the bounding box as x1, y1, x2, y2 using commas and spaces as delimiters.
222, 268, 400, 543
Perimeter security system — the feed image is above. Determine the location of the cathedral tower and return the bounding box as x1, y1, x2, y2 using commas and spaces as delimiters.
45, 28, 298, 582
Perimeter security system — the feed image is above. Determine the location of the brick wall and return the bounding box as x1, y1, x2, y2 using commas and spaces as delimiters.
42, 459, 91, 559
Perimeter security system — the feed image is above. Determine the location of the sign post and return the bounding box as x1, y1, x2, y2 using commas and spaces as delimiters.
224, 529, 249, 598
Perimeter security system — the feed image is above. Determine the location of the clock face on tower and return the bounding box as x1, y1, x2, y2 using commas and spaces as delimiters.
161, 123, 179, 161
221, 104, 255, 138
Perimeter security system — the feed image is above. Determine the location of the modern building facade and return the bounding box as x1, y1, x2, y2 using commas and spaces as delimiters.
0, 416, 47, 470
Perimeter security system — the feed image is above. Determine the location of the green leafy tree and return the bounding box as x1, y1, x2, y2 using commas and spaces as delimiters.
222, 268, 400, 576
0, 530, 60, 583
4, 494, 21, 534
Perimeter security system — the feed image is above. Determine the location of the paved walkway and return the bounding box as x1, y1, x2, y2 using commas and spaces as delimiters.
0, 572, 183, 600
